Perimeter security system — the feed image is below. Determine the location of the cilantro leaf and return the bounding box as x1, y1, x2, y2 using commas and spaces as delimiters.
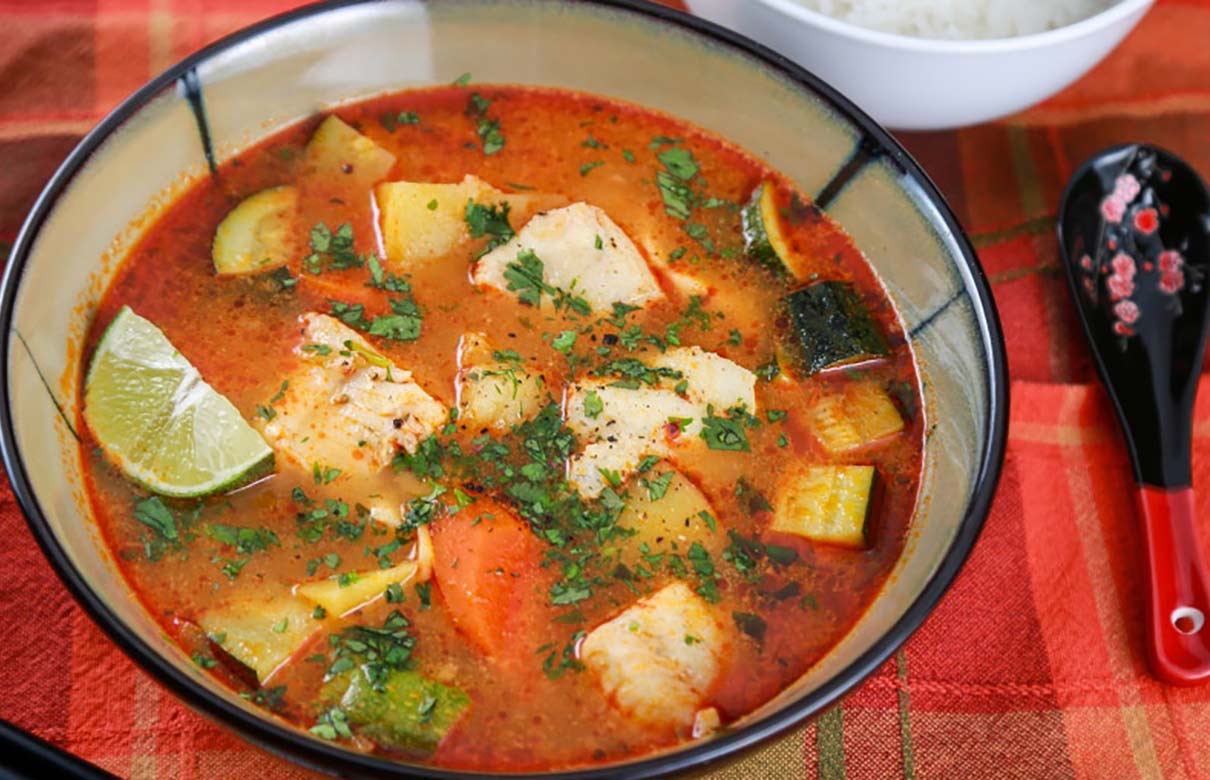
504, 249, 554, 307
700, 407, 751, 451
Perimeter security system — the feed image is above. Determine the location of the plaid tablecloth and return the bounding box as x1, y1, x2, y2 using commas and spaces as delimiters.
2, 1, 1210, 778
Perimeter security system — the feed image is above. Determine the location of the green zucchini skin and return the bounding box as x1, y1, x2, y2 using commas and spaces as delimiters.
740, 184, 783, 272
323, 666, 471, 754
778, 281, 889, 377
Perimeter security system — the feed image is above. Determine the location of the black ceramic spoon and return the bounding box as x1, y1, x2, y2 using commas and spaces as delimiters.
1058, 143, 1210, 685
0, 718, 117, 779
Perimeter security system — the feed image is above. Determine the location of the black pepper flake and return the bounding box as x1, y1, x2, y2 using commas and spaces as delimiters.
340, 162, 353, 174
392, 418, 404, 429
603, 334, 619, 346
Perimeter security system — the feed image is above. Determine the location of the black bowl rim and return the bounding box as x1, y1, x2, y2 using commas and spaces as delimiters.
0, 1, 1009, 778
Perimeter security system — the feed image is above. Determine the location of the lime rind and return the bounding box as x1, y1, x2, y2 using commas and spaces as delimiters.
84, 306, 274, 498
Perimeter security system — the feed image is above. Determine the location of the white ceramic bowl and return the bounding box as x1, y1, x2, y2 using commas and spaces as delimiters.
686, 0, 1154, 130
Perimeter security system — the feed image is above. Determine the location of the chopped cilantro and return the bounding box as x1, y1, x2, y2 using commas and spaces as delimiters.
551, 329, 577, 353
735, 477, 773, 515
503, 249, 553, 307
700, 407, 751, 451
657, 147, 698, 181
733, 611, 768, 644
133, 496, 178, 542
312, 463, 342, 485
303, 222, 367, 274
464, 200, 515, 256
583, 390, 604, 419
756, 360, 781, 382
643, 471, 675, 501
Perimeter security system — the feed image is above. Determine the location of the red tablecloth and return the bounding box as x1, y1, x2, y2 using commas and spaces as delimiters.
2, 1, 1210, 778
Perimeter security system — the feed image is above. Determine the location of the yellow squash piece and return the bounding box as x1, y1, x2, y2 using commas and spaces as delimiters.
296, 560, 420, 617
455, 332, 547, 433
198, 594, 318, 682
211, 185, 299, 276
303, 115, 396, 193
617, 469, 724, 561
771, 464, 876, 548
806, 383, 904, 455
376, 175, 562, 267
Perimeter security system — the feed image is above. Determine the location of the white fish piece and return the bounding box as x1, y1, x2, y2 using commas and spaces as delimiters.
563, 347, 756, 497
472, 202, 664, 312
580, 582, 726, 729
259, 313, 446, 478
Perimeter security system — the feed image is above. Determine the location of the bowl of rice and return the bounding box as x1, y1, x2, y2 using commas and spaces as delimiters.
686, 0, 1154, 129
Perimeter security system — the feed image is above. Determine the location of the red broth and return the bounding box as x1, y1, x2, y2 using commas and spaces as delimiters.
79, 85, 922, 772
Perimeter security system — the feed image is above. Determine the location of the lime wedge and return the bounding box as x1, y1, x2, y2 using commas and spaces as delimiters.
84, 306, 274, 497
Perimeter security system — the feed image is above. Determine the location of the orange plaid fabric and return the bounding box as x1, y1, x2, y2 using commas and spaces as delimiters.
2, 1, 1210, 778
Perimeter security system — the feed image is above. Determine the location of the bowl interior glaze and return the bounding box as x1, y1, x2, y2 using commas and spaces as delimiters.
0, 2, 1007, 778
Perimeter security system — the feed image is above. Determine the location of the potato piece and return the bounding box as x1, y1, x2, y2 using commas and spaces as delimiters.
581, 582, 725, 728
211, 186, 299, 276
472, 203, 664, 312
296, 560, 419, 617
455, 332, 546, 433
199, 594, 317, 682
258, 313, 446, 478
771, 464, 876, 548
303, 115, 396, 193
806, 383, 904, 455
618, 470, 724, 562
376, 175, 562, 267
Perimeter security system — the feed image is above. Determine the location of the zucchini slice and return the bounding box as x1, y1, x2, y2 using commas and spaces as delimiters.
807, 382, 905, 454
771, 464, 876, 548
777, 281, 889, 378
324, 666, 471, 754
741, 182, 796, 275
198, 594, 317, 682
211, 185, 299, 276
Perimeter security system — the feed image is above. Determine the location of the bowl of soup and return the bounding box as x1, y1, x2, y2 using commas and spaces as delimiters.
0, 1, 1007, 777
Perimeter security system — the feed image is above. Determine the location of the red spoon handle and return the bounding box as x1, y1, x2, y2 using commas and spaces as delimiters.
1138, 486, 1210, 684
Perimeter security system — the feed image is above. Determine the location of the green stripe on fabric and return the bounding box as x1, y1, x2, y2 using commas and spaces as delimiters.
970, 214, 1056, 249
816, 704, 846, 780
896, 650, 918, 780
1007, 126, 1046, 218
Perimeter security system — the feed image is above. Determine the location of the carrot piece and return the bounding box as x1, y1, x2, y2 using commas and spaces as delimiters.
430, 500, 553, 657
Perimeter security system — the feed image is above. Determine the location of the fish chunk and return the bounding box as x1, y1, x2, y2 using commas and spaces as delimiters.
259, 313, 446, 477
563, 347, 756, 497
581, 582, 725, 729
472, 203, 664, 312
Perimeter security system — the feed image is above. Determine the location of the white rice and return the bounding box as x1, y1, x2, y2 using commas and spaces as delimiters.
793, 0, 1120, 39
